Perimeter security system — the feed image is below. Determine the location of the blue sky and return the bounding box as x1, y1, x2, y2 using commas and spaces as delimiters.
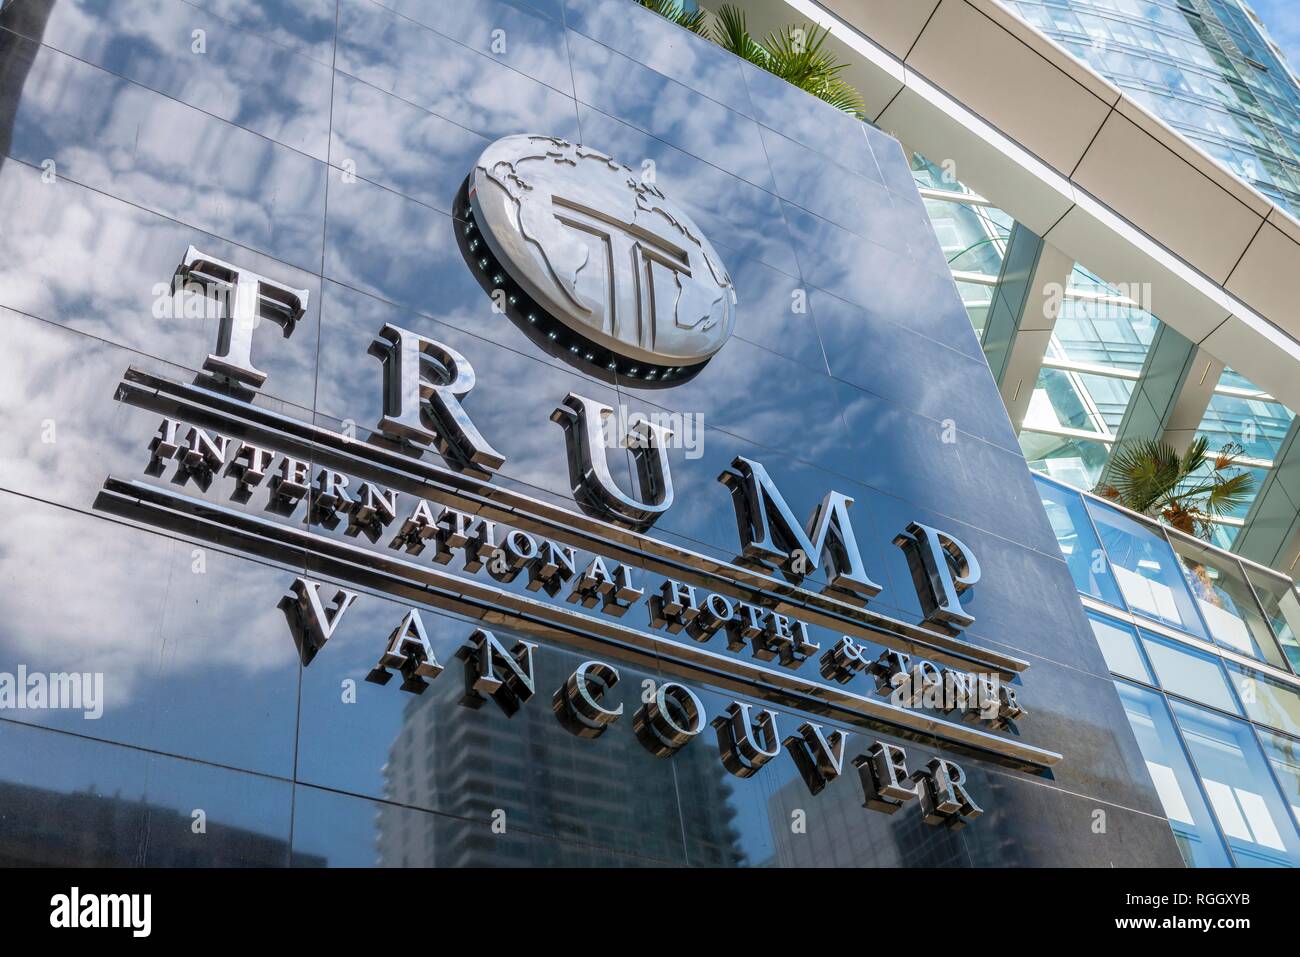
1249, 0, 1300, 70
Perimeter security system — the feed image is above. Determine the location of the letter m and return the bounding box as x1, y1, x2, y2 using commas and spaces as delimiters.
719, 456, 881, 603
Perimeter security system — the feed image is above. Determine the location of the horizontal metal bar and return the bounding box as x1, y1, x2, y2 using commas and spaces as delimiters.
95, 477, 1062, 771
1040, 357, 1142, 381
1214, 384, 1276, 402
949, 269, 1000, 286
1078, 594, 1300, 691
916, 186, 995, 206
1019, 424, 1116, 444
1035, 462, 1297, 589
115, 367, 1030, 677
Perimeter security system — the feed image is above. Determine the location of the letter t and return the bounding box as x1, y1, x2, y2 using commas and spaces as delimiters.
179, 246, 310, 388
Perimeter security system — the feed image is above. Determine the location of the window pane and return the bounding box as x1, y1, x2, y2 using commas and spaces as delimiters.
1169, 536, 1286, 668
1243, 567, 1300, 674
1086, 502, 1207, 637
1077, 372, 1133, 433
1208, 522, 1241, 551
1052, 288, 1157, 372
1227, 665, 1300, 737
1115, 681, 1232, 867
1257, 729, 1300, 829
1089, 613, 1151, 682
1171, 699, 1300, 867
1021, 431, 1111, 489
1140, 632, 1240, 713
1198, 390, 1294, 462
1034, 476, 1125, 607
1024, 368, 1102, 433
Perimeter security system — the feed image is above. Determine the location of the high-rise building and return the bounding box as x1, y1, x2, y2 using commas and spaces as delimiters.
3, 0, 1300, 877
898, 0, 1300, 563
894, 0, 1300, 866
1013, 0, 1300, 215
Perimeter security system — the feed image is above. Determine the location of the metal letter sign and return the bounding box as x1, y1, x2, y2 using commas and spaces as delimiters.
96, 150, 1066, 840
468, 134, 737, 375
370, 324, 506, 474
720, 456, 883, 603
178, 246, 309, 388
552, 392, 675, 530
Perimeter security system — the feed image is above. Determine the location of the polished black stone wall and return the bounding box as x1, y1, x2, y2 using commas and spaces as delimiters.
0, 0, 1183, 866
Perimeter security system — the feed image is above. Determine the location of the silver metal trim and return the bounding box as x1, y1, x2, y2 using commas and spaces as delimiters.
95, 476, 1062, 771
114, 367, 1031, 677
1078, 594, 1300, 691
1036, 469, 1295, 587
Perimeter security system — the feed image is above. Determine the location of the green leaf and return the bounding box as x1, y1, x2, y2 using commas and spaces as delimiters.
637, 0, 709, 36
1101, 437, 1181, 515
1101, 435, 1256, 540
709, 4, 766, 65
646, 2, 866, 117
1178, 434, 1210, 480
757, 21, 864, 116
1200, 470, 1256, 518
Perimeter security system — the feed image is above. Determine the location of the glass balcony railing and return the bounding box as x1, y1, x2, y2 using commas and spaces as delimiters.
1034, 473, 1300, 672
1034, 472, 1300, 867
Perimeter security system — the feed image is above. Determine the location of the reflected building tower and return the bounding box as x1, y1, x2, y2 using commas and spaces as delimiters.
376, 656, 744, 866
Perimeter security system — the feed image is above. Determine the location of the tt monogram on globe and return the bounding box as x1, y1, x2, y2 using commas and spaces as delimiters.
101, 135, 1061, 830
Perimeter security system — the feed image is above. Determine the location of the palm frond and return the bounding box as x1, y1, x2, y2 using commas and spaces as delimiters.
1169, 480, 1225, 501
1178, 434, 1211, 481
812, 81, 868, 116
1099, 435, 1255, 541
1200, 470, 1256, 518
1101, 438, 1181, 514
707, 5, 864, 115
645, 2, 867, 116
1210, 440, 1245, 472
759, 21, 865, 116
709, 4, 766, 65
637, 0, 708, 36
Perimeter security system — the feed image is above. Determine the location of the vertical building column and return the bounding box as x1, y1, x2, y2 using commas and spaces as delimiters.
980, 224, 1074, 431
1236, 419, 1300, 580
1103, 323, 1224, 463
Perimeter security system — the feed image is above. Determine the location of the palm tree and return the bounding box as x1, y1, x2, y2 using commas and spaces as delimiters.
633, 2, 865, 116
636, 0, 709, 36
707, 3, 868, 117
1093, 435, 1256, 540
708, 5, 865, 116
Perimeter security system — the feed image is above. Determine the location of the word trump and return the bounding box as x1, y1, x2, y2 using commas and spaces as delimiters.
174, 247, 984, 633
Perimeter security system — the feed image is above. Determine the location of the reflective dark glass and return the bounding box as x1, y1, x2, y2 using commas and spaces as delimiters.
1033, 475, 1126, 607
0, 0, 1188, 869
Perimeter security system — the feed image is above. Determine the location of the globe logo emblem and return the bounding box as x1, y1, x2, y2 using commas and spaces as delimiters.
467, 134, 737, 379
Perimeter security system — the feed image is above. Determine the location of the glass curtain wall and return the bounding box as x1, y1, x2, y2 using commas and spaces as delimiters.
1003, 0, 1300, 216
1019, 264, 1158, 488
1192, 368, 1296, 549
909, 154, 1012, 336
914, 158, 1298, 555
911, 157, 1165, 493
1036, 472, 1300, 866
965, 2, 1300, 554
